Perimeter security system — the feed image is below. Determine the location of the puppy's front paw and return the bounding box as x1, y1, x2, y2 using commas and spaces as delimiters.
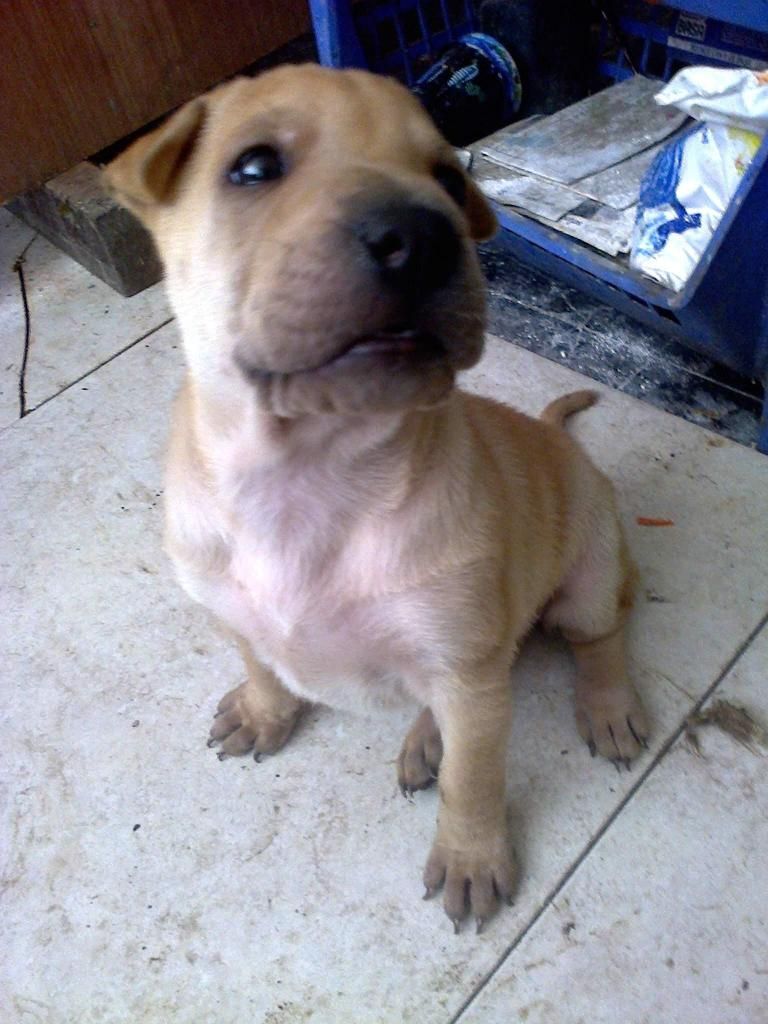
397, 708, 443, 795
208, 683, 302, 759
575, 681, 649, 767
423, 836, 517, 933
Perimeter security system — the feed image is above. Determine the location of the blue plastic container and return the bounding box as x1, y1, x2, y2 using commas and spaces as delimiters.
309, 0, 768, 450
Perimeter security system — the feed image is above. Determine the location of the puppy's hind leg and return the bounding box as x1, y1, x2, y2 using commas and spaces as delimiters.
208, 636, 305, 759
544, 510, 649, 767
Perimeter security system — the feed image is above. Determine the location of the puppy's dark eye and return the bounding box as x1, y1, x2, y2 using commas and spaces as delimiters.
433, 164, 467, 207
228, 145, 284, 185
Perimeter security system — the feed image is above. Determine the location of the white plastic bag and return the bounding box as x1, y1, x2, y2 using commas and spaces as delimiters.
654, 66, 768, 132
630, 66, 767, 292
630, 122, 762, 291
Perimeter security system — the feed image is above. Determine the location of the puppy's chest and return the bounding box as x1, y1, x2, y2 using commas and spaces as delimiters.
198, 509, 426, 708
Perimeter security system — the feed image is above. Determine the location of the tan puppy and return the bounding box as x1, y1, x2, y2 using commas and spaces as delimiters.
106, 65, 648, 932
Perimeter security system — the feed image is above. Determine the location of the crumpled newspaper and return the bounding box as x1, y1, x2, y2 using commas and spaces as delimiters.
630, 66, 767, 292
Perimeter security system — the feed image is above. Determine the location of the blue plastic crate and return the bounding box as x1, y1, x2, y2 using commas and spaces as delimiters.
312, 0, 476, 82
309, 1, 768, 450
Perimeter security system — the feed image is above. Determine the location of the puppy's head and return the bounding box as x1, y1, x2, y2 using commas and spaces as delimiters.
106, 65, 496, 416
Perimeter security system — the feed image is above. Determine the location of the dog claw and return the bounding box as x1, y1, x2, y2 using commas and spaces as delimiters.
626, 717, 642, 747
206, 737, 217, 748
423, 886, 437, 901
608, 724, 622, 763
253, 751, 262, 763
623, 757, 632, 772
611, 758, 622, 774
216, 751, 229, 761
640, 737, 650, 750
451, 917, 461, 935
475, 917, 486, 935
588, 739, 597, 758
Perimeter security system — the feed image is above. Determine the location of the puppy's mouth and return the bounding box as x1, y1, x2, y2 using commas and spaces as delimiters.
237, 326, 447, 383
333, 327, 446, 365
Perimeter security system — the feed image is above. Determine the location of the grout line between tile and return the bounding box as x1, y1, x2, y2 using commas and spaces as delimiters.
25, 317, 175, 419
448, 608, 768, 1024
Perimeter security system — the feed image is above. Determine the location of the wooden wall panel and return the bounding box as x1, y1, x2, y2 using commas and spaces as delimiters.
0, 0, 309, 201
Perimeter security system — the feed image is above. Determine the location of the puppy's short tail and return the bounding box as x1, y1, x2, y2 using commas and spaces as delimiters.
540, 389, 599, 429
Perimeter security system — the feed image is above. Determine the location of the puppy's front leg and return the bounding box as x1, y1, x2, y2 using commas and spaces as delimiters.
208, 637, 305, 759
424, 670, 516, 932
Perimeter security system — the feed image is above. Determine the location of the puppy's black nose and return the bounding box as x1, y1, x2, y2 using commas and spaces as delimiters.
354, 202, 461, 294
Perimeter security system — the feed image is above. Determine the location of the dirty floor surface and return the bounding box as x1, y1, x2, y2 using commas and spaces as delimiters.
2, 208, 767, 1024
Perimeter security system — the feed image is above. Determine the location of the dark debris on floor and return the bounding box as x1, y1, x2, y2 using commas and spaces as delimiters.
479, 236, 764, 449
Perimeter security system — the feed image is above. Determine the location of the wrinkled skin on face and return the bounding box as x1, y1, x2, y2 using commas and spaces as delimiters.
106, 65, 497, 416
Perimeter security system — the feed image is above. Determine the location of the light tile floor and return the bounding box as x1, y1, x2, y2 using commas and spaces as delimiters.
2, 209, 767, 1024
0, 209, 171, 430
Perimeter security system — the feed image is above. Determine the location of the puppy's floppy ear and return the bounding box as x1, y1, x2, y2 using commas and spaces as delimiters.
465, 178, 498, 241
104, 98, 206, 216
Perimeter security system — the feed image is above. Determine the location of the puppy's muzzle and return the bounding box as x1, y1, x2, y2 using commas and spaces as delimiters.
232, 190, 484, 415
235, 196, 466, 382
